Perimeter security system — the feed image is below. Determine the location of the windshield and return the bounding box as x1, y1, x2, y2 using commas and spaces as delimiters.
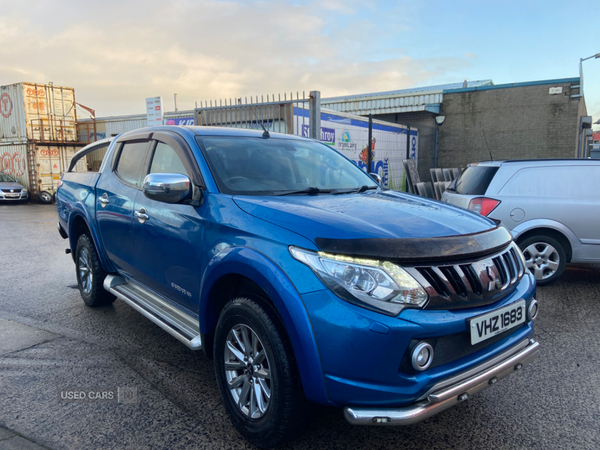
196, 136, 378, 195
0, 173, 17, 183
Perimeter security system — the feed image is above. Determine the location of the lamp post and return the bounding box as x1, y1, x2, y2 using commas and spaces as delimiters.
434, 115, 445, 168
579, 53, 600, 99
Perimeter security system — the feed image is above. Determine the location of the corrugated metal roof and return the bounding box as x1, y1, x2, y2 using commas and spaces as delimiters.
321, 80, 493, 116
442, 77, 579, 94
322, 80, 493, 103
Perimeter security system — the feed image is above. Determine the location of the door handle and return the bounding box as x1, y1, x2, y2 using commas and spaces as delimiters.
134, 207, 149, 223
99, 194, 109, 208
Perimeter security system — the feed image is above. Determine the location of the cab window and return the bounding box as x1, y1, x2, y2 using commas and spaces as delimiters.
149, 142, 189, 177
115, 142, 150, 187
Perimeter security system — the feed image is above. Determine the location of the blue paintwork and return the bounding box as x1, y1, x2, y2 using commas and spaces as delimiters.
198, 244, 329, 403
233, 190, 495, 241
57, 125, 536, 409
302, 273, 535, 406
56, 172, 115, 272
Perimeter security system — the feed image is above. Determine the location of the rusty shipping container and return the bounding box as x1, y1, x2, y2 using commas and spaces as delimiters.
0, 142, 84, 193
0, 82, 84, 200
0, 82, 78, 143
0, 143, 30, 188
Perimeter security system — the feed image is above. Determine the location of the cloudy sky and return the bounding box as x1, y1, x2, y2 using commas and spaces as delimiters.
1, 0, 599, 127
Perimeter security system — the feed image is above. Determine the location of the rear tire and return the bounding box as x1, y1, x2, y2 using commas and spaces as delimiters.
38, 191, 53, 204
214, 297, 309, 448
518, 234, 566, 286
75, 234, 115, 306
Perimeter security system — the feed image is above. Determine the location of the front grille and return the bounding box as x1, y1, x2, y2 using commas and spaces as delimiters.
1, 188, 22, 193
404, 242, 526, 310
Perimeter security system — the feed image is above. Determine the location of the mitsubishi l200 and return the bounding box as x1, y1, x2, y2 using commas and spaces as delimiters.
57, 126, 539, 447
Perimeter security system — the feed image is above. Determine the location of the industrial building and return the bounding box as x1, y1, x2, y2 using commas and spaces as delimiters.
321, 77, 588, 181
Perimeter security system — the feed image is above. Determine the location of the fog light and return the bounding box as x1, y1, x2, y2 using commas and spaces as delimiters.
411, 342, 434, 371
527, 299, 539, 321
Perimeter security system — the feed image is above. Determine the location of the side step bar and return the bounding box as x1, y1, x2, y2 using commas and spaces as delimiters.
104, 275, 202, 350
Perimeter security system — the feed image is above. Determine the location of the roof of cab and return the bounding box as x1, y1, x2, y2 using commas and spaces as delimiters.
119, 125, 312, 141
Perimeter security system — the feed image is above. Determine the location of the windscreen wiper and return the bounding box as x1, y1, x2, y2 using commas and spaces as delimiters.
331, 185, 379, 195
273, 187, 332, 196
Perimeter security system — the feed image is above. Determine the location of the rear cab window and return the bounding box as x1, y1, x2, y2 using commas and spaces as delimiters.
69, 142, 111, 172
453, 165, 499, 195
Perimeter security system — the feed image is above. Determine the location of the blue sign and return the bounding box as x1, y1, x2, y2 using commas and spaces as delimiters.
301, 125, 336, 145
165, 117, 195, 126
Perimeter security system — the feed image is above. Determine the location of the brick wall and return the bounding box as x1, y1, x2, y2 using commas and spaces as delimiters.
438, 81, 584, 169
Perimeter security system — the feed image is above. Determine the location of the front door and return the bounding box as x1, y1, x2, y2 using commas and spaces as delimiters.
129, 135, 205, 314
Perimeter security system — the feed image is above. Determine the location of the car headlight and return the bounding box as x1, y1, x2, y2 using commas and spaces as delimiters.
289, 246, 428, 315
21, 189, 28, 196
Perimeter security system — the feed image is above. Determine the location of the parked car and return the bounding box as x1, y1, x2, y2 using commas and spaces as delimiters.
0, 172, 29, 203
442, 159, 600, 285
57, 127, 539, 448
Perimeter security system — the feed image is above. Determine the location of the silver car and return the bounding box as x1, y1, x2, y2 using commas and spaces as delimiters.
442, 160, 600, 285
0, 172, 29, 203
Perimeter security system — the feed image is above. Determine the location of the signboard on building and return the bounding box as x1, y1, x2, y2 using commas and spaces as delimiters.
146, 97, 163, 126
293, 108, 418, 191
164, 117, 194, 126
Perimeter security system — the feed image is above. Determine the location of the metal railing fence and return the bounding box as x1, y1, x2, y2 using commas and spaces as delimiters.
194, 92, 314, 137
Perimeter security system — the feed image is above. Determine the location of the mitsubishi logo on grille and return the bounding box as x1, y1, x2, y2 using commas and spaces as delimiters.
485, 264, 503, 292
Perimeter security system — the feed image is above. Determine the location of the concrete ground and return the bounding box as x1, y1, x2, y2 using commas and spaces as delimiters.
0, 203, 599, 450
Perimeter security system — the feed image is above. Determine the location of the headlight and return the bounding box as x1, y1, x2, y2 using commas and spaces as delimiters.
21, 189, 28, 196
289, 246, 428, 315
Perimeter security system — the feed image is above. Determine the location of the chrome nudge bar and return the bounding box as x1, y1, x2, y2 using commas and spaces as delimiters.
343, 338, 539, 426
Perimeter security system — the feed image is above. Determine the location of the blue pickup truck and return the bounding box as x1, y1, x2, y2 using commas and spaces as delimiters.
57, 126, 539, 447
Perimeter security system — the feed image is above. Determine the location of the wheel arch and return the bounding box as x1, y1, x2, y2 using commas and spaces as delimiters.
199, 246, 329, 404
511, 220, 576, 263
515, 227, 573, 263
68, 210, 113, 271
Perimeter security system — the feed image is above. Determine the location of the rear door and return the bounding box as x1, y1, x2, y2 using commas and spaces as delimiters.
96, 132, 153, 277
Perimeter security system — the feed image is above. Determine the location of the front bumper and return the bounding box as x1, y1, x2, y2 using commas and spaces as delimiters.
0, 192, 28, 201
344, 337, 539, 425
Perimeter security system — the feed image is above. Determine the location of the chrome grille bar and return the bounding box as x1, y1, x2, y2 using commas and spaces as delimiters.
410, 242, 526, 309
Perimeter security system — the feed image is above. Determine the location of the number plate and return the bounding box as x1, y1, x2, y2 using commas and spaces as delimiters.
468, 300, 526, 345
5, 193, 19, 198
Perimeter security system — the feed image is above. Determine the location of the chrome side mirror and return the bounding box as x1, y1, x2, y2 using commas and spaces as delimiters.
142, 173, 191, 204
369, 172, 382, 185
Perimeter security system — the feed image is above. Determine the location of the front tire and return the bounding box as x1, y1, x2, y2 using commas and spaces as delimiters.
75, 234, 115, 306
518, 234, 566, 286
214, 297, 309, 448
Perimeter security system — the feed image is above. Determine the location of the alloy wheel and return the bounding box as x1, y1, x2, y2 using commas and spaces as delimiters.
78, 248, 93, 294
223, 324, 272, 419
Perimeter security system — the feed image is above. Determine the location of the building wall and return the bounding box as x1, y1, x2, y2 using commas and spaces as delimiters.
438, 80, 583, 168
374, 112, 436, 182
